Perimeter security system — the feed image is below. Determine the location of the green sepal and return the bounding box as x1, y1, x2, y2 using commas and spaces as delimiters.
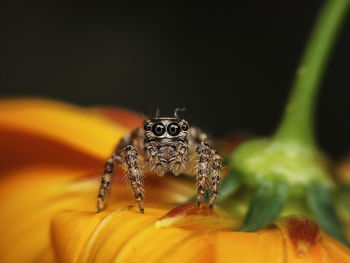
230, 139, 332, 197
216, 169, 242, 203
307, 183, 350, 246
237, 180, 289, 232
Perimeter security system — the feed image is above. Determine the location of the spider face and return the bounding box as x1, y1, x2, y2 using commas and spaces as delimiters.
143, 118, 189, 140
143, 118, 190, 176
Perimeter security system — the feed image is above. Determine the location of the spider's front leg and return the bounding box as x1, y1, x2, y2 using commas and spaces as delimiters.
192, 128, 222, 208
97, 128, 145, 213
97, 153, 121, 212
208, 149, 222, 208
123, 145, 144, 213
196, 140, 211, 206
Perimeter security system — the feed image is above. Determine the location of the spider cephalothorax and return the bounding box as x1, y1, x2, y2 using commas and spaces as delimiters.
143, 117, 190, 177
97, 110, 222, 213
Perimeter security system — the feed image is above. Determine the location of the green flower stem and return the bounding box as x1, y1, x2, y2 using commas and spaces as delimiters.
274, 0, 350, 148
227, 0, 350, 243
230, 0, 350, 191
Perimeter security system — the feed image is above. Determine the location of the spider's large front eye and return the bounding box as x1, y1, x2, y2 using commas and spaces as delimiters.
167, 123, 180, 136
152, 122, 166, 136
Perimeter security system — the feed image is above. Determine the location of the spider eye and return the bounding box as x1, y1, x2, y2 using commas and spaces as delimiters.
144, 122, 152, 131
167, 123, 180, 136
181, 123, 189, 131
152, 122, 166, 136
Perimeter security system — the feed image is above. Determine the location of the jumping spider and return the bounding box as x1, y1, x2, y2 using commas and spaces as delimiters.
97, 109, 222, 213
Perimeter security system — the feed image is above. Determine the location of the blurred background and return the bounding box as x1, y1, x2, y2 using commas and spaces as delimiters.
1, 0, 349, 158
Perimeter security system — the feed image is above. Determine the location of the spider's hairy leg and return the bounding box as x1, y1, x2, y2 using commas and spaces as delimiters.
191, 127, 221, 208
124, 145, 145, 213
170, 143, 188, 175
97, 153, 121, 212
208, 150, 222, 208
144, 143, 167, 176
189, 126, 212, 206
97, 128, 143, 213
196, 140, 211, 206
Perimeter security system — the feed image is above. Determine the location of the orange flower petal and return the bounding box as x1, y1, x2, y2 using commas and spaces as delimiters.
216, 229, 285, 263
2, 165, 350, 263
48, 204, 350, 263
1, 99, 350, 263
0, 99, 129, 168
0, 165, 194, 262
322, 235, 350, 263
115, 225, 193, 263
0, 167, 97, 262
162, 234, 215, 263
50, 208, 177, 262
277, 216, 350, 263
49, 205, 238, 263
156, 202, 239, 231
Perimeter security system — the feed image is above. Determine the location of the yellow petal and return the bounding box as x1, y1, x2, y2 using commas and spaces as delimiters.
322, 235, 350, 263
156, 202, 239, 231
51, 210, 112, 263
216, 228, 285, 263
277, 216, 350, 263
161, 234, 215, 263
0, 166, 194, 263
0, 99, 131, 166
0, 167, 97, 263
50, 208, 175, 262
1, 99, 350, 263
115, 225, 193, 263
50, 205, 236, 263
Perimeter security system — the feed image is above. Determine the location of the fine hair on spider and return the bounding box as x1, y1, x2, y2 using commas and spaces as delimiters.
153, 107, 186, 119
97, 108, 222, 214
174, 107, 186, 118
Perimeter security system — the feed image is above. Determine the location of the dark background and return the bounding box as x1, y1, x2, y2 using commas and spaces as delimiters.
1, 1, 349, 158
